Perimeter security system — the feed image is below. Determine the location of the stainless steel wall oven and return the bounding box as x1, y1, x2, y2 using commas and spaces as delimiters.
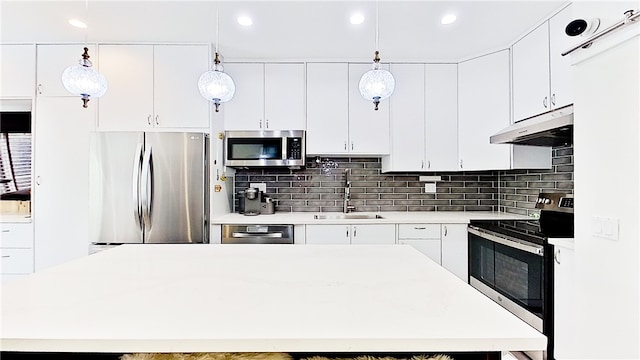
468, 193, 574, 360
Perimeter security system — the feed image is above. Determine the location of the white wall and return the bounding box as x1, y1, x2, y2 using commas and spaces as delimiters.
572, 7, 640, 358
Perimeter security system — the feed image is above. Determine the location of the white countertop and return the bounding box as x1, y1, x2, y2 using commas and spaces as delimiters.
212, 211, 530, 225
0, 244, 546, 353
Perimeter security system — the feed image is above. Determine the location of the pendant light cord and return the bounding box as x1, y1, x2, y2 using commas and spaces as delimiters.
84, 0, 89, 46
375, 0, 379, 51
215, 6, 220, 53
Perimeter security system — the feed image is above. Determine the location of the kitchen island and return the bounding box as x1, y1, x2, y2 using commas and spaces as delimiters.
0, 244, 545, 358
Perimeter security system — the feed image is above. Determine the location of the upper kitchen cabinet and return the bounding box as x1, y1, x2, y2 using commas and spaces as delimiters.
383, 63, 425, 171
0, 44, 35, 98
307, 63, 390, 156
97, 44, 210, 132
548, 4, 575, 111
348, 63, 390, 155
36, 44, 97, 97
223, 63, 305, 131
306, 63, 349, 155
512, 4, 574, 121
383, 63, 458, 172
459, 50, 551, 171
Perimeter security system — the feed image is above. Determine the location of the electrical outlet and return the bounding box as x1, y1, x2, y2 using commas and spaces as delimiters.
424, 183, 436, 193
250, 182, 267, 192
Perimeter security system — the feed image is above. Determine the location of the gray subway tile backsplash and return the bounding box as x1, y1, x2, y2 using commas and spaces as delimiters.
232, 145, 573, 214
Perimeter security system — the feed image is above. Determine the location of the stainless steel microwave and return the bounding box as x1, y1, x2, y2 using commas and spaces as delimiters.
224, 130, 305, 167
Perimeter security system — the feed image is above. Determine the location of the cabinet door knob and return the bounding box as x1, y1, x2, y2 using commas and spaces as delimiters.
444, 225, 448, 237
344, 141, 347, 150
428, 160, 431, 169
353, 226, 357, 237
421, 161, 424, 169
155, 115, 159, 125
147, 115, 152, 125
266, 119, 269, 128
36, 176, 41, 186
346, 227, 349, 237
351, 142, 354, 151
543, 96, 548, 108
37, 84, 42, 95
259, 119, 262, 128
554, 249, 561, 264
460, 159, 463, 169
551, 94, 556, 107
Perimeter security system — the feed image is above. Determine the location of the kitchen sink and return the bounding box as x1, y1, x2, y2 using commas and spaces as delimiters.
313, 214, 384, 220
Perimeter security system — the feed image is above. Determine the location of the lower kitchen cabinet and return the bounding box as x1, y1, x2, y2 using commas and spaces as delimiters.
552, 241, 576, 359
397, 223, 468, 281
0, 222, 34, 282
397, 224, 441, 263
440, 224, 468, 281
305, 224, 395, 245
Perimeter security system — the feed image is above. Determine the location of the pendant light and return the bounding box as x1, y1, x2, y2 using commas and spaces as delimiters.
359, 0, 395, 111
61, 0, 108, 108
198, 8, 236, 112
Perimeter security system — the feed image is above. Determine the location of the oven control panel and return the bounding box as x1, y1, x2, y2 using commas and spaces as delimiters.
535, 192, 574, 213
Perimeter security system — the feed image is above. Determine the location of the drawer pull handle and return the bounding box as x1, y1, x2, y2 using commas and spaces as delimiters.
2, 230, 10, 233
414, 227, 426, 230
2, 255, 10, 258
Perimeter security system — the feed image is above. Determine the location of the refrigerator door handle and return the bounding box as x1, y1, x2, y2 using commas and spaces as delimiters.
141, 145, 154, 232
132, 143, 144, 233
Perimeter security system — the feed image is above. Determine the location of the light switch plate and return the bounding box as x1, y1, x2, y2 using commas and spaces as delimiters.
591, 216, 619, 241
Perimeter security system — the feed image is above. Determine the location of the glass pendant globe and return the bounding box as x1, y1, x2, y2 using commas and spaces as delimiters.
198, 70, 236, 110
61, 62, 108, 99
359, 68, 396, 104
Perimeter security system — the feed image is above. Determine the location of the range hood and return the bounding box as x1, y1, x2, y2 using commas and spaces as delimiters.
490, 104, 573, 147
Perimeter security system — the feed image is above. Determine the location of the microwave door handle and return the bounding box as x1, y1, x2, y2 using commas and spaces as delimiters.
468, 226, 544, 256
132, 143, 144, 234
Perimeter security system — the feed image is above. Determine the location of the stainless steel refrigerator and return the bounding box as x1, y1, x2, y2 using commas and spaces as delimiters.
89, 132, 209, 244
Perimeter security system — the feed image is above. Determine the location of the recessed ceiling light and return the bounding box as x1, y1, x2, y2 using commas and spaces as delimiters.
350, 13, 365, 25
68, 19, 87, 28
237, 16, 253, 27
441, 14, 457, 25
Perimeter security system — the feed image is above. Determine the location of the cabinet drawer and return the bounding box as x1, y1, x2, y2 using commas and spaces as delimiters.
398, 224, 441, 239
0, 248, 34, 274
0, 223, 34, 248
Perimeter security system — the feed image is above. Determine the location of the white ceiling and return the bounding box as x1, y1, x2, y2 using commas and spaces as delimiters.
1, 1, 568, 62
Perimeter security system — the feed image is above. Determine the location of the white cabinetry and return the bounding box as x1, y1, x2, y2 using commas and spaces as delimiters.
512, 4, 574, 122
348, 63, 390, 154
383, 63, 457, 172
440, 224, 468, 281
33, 97, 94, 271
306, 63, 349, 154
397, 224, 441, 263
305, 224, 395, 245
0, 44, 35, 98
97, 44, 210, 131
551, 241, 576, 360
36, 44, 97, 97
459, 50, 551, 170
397, 223, 468, 281
306, 63, 390, 155
549, 4, 575, 111
0, 223, 34, 282
223, 63, 305, 131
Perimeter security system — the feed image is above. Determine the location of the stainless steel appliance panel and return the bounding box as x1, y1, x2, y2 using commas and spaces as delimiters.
89, 132, 145, 244
144, 132, 207, 244
222, 224, 294, 244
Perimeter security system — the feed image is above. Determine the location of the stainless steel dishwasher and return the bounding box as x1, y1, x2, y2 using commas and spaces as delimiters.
221, 224, 294, 244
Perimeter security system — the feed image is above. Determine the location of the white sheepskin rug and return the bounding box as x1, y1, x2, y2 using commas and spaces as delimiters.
120, 353, 454, 360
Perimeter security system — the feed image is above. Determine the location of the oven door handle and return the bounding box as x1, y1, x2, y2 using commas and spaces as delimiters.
468, 226, 544, 256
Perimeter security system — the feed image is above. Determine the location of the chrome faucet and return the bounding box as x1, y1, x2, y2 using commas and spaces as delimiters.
343, 168, 356, 213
